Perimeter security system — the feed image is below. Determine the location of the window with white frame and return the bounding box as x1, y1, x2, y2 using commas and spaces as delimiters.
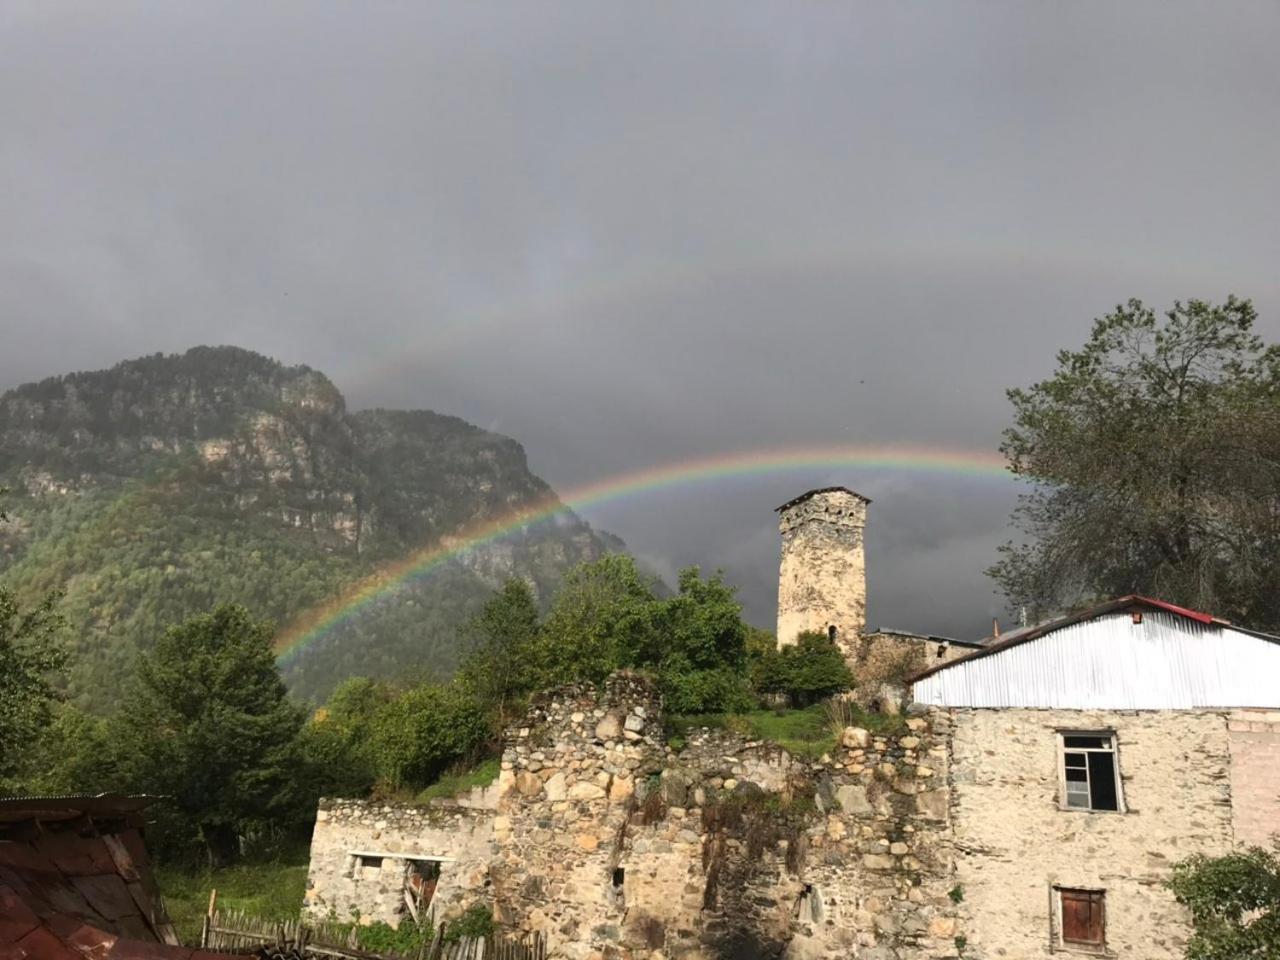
1059, 731, 1122, 812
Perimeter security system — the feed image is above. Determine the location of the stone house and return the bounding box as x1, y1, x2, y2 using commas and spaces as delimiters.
910, 594, 1280, 958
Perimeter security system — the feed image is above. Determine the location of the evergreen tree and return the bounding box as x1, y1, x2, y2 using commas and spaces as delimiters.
110, 604, 306, 865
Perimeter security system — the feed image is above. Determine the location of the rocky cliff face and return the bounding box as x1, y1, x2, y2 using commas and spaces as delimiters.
0, 346, 618, 706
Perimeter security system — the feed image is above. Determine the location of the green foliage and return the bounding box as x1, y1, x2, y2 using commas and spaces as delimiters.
458, 557, 755, 716
991, 297, 1280, 627
0, 588, 67, 785
536, 554, 661, 685
110, 604, 309, 865
444, 904, 495, 943
299, 677, 391, 798
1169, 845, 1280, 959
416, 757, 501, 802
457, 578, 543, 720
667, 704, 839, 759
156, 855, 309, 944
370, 680, 490, 790
341, 918, 435, 955
751, 630, 854, 706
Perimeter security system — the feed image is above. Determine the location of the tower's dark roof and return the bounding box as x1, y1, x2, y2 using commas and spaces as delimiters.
774, 486, 871, 512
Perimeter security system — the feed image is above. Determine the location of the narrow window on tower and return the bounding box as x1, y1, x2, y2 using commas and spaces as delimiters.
827, 624, 837, 642
1058, 732, 1123, 812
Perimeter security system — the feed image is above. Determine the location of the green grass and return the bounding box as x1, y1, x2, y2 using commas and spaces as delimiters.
415, 756, 501, 802
666, 701, 906, 758
667, 704, 837, 758
157, 857, 310, 945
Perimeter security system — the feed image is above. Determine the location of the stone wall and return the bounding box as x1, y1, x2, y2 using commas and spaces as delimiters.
307, 673, 1280, 959
776, 490, 867, 658
512, 708, 962, 960
303, 673, 963, 959
852, 633, 971, 711
305, 799, 497, 926
1228, 709, 1280, 848
948, 708, 1237, 960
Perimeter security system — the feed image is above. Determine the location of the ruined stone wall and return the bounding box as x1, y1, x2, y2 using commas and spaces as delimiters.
304, 799, 497, 926
523, 710, 963, 960
852, 633, 971, 709
488, 672, 666, 958
776, 490, 867, 659
1228, 709, 1280, 848
948, 708, 1236, 960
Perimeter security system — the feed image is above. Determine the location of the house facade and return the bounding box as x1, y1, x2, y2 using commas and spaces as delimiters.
914, 597, 1280, 958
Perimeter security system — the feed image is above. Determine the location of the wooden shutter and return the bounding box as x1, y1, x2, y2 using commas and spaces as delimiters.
1060, 889, 1105, 945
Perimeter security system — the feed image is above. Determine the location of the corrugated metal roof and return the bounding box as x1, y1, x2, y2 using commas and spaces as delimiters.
774, 486, 871, 512
911, 607, 1280, 709
908, 595, 1251, 684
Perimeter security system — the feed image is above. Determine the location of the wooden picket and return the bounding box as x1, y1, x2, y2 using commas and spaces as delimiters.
201, 904, 545, 960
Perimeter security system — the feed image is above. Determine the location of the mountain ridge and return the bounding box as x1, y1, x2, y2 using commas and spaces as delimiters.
0, 345, 620, 706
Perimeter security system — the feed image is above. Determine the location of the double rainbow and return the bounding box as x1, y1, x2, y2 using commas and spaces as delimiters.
274, 443, 1012, 662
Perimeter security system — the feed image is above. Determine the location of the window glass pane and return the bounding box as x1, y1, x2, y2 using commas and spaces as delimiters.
1064, 752, 1087, 768
1087, 751, 1119, 811
1065, 782, 1090, 808
1064, 734, 1111, 750
1065, 766, 1088, 782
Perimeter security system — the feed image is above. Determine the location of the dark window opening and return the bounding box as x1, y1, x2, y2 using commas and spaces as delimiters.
827, 624, 837, 642
935, 643, 948, 659
1059, 888, 1105, 947
612, 867, 625, 888
359, 855, 382, 870
405, 860, 441, 923
1061, 732, 1121, 812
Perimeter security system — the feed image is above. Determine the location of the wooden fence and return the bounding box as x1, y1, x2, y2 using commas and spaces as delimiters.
200, 905, 546, 960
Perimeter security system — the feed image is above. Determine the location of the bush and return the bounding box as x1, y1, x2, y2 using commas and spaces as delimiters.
1168, 844, 1280, 959
371, 681, 490, 789
752, 631, 853, 706
661, 664, 755, 714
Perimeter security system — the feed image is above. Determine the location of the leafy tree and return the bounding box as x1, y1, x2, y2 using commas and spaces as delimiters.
1168, 844, 1280, 959
15, 704, 116, 795
537, 554, 660, 685
0, 589, 67, 786
109, 604, 307, 865
457, 578, 543, 721
990, 297, 1280, 626
752, 630, 854, 706
370, 681, 489, 789
300, 677, 391, 798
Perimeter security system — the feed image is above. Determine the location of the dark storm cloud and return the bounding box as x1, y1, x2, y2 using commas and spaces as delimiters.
3, 2, 1279, 638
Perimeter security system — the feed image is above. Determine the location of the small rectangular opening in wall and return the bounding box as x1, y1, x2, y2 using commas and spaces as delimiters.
611, 867, 625, 888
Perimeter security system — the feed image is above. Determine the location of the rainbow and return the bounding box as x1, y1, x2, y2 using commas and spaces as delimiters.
274, 443, 1013, 662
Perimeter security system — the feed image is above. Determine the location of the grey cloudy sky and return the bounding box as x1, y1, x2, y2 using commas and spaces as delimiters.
3, 2, 1279, 639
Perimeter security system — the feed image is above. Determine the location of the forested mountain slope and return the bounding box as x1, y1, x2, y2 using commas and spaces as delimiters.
0, 347, 618, 707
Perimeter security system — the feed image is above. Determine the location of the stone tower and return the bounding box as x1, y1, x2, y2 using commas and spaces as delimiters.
775, 486, 869, 661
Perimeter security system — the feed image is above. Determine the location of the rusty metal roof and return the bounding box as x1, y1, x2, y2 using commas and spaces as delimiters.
0, 796, 159, 825
0, 797, 239, 960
